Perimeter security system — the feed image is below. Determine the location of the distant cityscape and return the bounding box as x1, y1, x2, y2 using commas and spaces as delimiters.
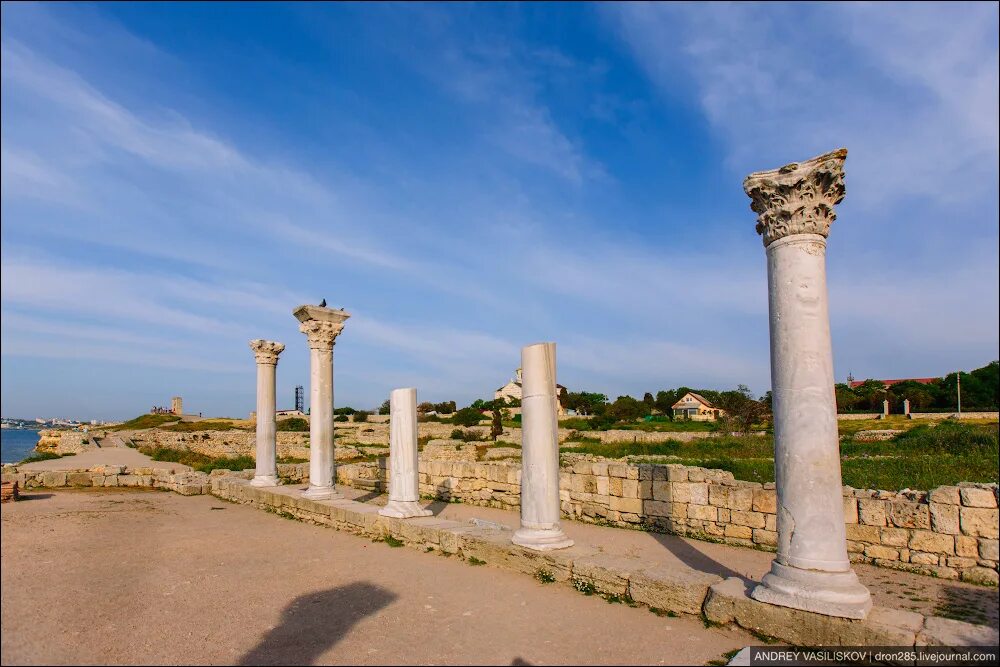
1, 417, 109, 430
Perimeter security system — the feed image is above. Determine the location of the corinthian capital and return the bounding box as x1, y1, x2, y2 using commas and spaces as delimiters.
299, 320, 344, 350
249, 339, 285, 365
743, 148, 847, 247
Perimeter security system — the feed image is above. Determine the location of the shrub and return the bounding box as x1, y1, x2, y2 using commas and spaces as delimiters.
275, 417, 309, 432
451, 428, 483, 442
334, 415, 349, 422
354, 411, 370, 423
451, 407, 484, 427
109, 414, 179, 431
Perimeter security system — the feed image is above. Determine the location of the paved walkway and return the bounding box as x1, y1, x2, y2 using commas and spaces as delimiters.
1, 490, 753, 665
17, 447, 191, 472
327, 485, 999, 629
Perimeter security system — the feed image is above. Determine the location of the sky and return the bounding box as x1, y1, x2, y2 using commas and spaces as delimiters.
1, 2, 998, 421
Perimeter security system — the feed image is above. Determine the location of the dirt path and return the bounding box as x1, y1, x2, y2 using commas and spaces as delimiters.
16, 447, 190, 472
1, 489, 753, 665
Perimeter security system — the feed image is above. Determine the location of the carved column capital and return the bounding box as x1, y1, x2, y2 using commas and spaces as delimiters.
298, 320, 344, 350
249, 339, 285, 365
743, 148, 847, 247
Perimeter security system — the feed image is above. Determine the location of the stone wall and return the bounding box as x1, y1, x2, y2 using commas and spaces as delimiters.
329, 459, 1000, 585
910, 412, 999, 420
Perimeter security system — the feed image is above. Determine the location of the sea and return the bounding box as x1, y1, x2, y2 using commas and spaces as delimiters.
0, 429, 40, 464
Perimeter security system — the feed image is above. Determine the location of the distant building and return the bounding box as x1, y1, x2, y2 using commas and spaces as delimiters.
671, 392, 725, 421
495, 368, 568, 415
847, 378, 937, 389
171, 396, 183, 416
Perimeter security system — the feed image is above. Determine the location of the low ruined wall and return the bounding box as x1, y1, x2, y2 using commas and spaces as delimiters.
910, 412, 999, 420
836, 414, 882, 421
332, 459, 1000, 584
36, 429, 92, 454
1, 464, 213, 495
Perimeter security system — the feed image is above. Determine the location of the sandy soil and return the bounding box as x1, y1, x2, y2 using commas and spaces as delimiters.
1, 489, 754, 666
16, 448, 190, 472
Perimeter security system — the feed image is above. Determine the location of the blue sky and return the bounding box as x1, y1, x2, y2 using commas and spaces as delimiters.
2, 2, 997, 420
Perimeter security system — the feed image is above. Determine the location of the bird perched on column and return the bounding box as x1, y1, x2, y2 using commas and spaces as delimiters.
319, 298, 327, 307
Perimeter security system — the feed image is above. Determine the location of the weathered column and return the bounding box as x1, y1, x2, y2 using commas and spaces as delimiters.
903, 398, 911, 417
249, 339, 285, 487
512, 342, 573, 551
744, 149, 871, 619
294, 305, 350, 500
379, 388, 432, 519
882, 399, 890, 418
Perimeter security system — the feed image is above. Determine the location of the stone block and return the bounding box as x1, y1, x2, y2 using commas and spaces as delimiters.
952, 535, 978, 558
708, 485, 730, 507
888, 501, 930, 529
909, 552, 939, 565
880, 527, 909, 547
843, 497, 858, 524
978, 538, 999, 561
665, 465, 687, 482
651, 481, 670, 501
572, 552, 644, 596
609, 496, 643, 514
725, 524, 752, 539
846, 524, 880, 542
960, 487, 998, 508
608, 477, 623, 497
959, 567, 999, 587
751, 489, 776, 514
41, 472, 67, 487
960, 507, 999, 538
728, 487, 753, 511
730, 510, 765, 529
909, 530, 954, 555
628, 564, 720, 616
916, 616, 999, 647
865, 544, 899, 560
621, 479, 639, 499
930, 503, 960, 535
928, 486, 961, 505
687, 468, 706, 483
703, 577, 921, 646
857, 499, 887, 526
687, 504, 717, 521
752, 529, 777, 546
66, 472, 93, 487
607, 463, 628, 478
765, 513, 776, 531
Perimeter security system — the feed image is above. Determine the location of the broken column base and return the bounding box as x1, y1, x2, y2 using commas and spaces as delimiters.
378, 500, 432, 519
250, 475, 279, 487
302, 485, 342, 501
511, 526, 574, 552
752, 561, 872, 620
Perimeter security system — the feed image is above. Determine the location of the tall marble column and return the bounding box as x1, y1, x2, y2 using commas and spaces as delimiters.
379, 388, 432, 519
249, 339, 285, 487
512, 342, 573, 551
294, 304, 350, 500
744, 149, 871, 619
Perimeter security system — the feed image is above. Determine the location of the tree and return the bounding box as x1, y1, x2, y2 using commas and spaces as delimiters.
354, 410, 370, 423
452, 407, 484, 427
490, 407, 503, 441
562, 391, 608, 416
834, 384, 860, 413
643, 392, 655, 409
654, 390, 676, 416
417, 402, 435, 414
378, 399, 390, 415
607, 395, 650, 422
717, 384, 769, 435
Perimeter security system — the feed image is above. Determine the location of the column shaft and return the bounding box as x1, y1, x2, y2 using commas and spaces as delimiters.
253, 361, 279, 486
305, 346, 337, 498
512, 342, 573, 551
379, 388, 431, 518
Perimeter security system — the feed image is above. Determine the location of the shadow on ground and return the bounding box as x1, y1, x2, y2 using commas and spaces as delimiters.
238, 582, 397, 665
936, 584, 999, 629
648, 532, 741, 580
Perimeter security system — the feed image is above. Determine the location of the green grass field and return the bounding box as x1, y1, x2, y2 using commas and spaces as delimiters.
108, 414, 180, 430
565, 422, 998, 491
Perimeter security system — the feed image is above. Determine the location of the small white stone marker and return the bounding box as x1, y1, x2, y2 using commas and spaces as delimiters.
512, 342, 573, 551
379, 388, 432, 519
744, 149, 871, 619
249, 339, 285, 487
294, 304, 350, 500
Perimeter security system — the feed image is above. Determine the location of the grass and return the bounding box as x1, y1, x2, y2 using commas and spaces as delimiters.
535, 569, 556, 584
569, 422, 998, 491
138, 446, 255, 473
108, 414, 179, 430
467, 556, 486, 566
276, 456, 308, 464
17, 451, 76, 464
383, 535, 404, 548
275, 418, 309, 432
572, 578, 597, 595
